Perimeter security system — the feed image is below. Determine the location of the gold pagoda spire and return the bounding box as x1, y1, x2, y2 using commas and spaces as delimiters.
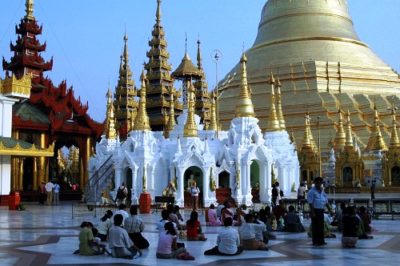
390, 105, 400, 148
275, 78, 286, 130
25, 0, 34, 20
197, 39, 203, 71
184, 82, 198, 137
266, 74, 281, 131
156, 0, 162, 24
301, 112, 316, 150
165, 90, 176, 138
366, 105, 387, 151
105, 88, 117, 139
133, 71, 151, 131
345, 111, 354, 148
235, 53, 255, 118
208, 91, 218, 131
334, 109, 346, 151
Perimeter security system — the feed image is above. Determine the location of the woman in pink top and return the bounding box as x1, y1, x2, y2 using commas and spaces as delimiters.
207, 204, 222, 226
156, 222, 194, 260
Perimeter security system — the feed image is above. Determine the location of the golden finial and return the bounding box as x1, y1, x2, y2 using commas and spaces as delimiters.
235, 53, 255, 118
334, 109, 346, 151
133, 70, 151, 131
25, 0, 35, 20
184, 82, 198, 137
165, 90, 176, 138
266, 73, 281, 131
345, 110, 354, 148
156, 0, 162, 24
390, 104, 400, 148
105, 88, 117, 139
366, 105, 387, 151
123, 34, 129, 65
209, 91, 218, 131
197, 39, 203, 70
301, 112, 316, 150
275, 78, 286, 130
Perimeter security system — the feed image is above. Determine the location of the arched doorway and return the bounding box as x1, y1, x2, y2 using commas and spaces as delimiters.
23, 158, 34, 191
184, 166, 203, 209
125, 168, 133, 204
251, 160, 260, 203
391, 166, 400, 186
216, 171, 231, 204
343, 167, 353, 187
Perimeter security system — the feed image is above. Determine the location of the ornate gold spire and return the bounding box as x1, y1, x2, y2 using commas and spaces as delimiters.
390, 105, 400, 148
275, 78, 286, 130
184, 82, 198, 137
165, 90, 176, 138
156, 0, 162, 24
235, 53, 255, 118
366, 105, 387, 151
133, 71, 151, 131
25, 0, 34, 20
266, 74, 281, 131
345, 111, 354, 148
208, 91, 218, 131
334, 109, 346, 151
197, 39, 203, 71
301, 112, 316, 150
105, 88, 117, 139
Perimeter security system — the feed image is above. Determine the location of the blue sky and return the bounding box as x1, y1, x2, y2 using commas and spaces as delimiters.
0, 0, 399, 122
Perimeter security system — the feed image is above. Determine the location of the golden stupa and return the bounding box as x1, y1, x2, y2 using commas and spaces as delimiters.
219, 0, 400, 151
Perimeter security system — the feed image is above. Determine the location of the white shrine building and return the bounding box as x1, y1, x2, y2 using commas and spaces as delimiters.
88, 54, 299, 207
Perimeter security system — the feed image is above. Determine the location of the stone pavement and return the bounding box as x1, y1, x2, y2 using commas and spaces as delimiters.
0, 200, 400, 266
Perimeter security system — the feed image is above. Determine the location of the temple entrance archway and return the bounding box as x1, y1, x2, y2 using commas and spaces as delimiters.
251, 160, 260, 203
184, 166, 203, 209
216, 171, 231, 204
23, 158, 34, 191
343, 167, 353, 187
391, 166, 400, 186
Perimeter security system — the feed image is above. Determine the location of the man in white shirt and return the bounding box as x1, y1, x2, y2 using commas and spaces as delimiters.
189, 182, 200, 210
204, 217, 243, 256
114, 204, 129, 225
45, 181, 54, 205
238, 213, 268, 250
124, 205, 149, 249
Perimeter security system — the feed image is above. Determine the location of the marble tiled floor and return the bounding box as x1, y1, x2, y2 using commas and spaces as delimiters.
1, 202, 400, 266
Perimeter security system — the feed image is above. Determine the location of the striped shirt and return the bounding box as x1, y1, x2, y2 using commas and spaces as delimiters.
124, 215, 144, 233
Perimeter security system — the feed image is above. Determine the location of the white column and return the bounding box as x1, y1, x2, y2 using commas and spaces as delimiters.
131, 167, 138, 203
114, 168, 122, 192
0, 156, 11, 195
259, 161, 268, 203
203, 167, 209, 207
176, 168, 185, 207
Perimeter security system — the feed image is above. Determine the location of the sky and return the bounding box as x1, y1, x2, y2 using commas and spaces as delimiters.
0, 0, 399, 122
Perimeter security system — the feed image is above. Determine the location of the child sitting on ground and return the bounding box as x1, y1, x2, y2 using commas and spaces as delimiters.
156, 222, 194, 260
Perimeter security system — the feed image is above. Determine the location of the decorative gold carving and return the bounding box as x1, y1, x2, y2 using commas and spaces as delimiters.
105, 88, 117, 139
275, 78, 286, 130
25, 0, 34, 20
0, 74, 31, 98
164, 88, 176, 138
208, 91, 218, 131
334, 109, 346, 152
366, 105, 387, 151
0, 140, 54, 157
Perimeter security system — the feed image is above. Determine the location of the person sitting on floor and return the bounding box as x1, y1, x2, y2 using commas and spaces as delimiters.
169, 204, 185, 230
204, 217, 243, 256
108, 214, 142, 259
97, 210, 113, 242
186, 211, 207, 241
77, 221, 107, 256
115, 204, 129, 225
284, 205, 305, 233
342, 206, 359, 248
156, 222, 194, 260
207, 204, 222, 226
358, 206, 372, 233
124, 205, 150, 249
237, 213, 269, 250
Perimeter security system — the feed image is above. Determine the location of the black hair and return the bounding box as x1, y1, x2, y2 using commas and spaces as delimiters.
164, 221, 176, 236
130, 205, 138, 215
187, 211, 198, 226
118, 204, 126, 210
173, 205, 180, 213
209, 204, 215, 209
114, 214, 123, 226
223, 217, 233, 227
288, 205, 295, 212
161, 209, 169, 221
244, 213, 253, 223
101, 210, 113, 222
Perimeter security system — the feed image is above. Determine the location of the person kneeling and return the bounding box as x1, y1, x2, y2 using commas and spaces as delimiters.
186, 211, 207, 241
78, 221, 107, 256
108, 214, 142, 259
342, 206, 359, 248
204, 217, 243, 256
238, 213, 269, 251
156, 222, 195, 260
